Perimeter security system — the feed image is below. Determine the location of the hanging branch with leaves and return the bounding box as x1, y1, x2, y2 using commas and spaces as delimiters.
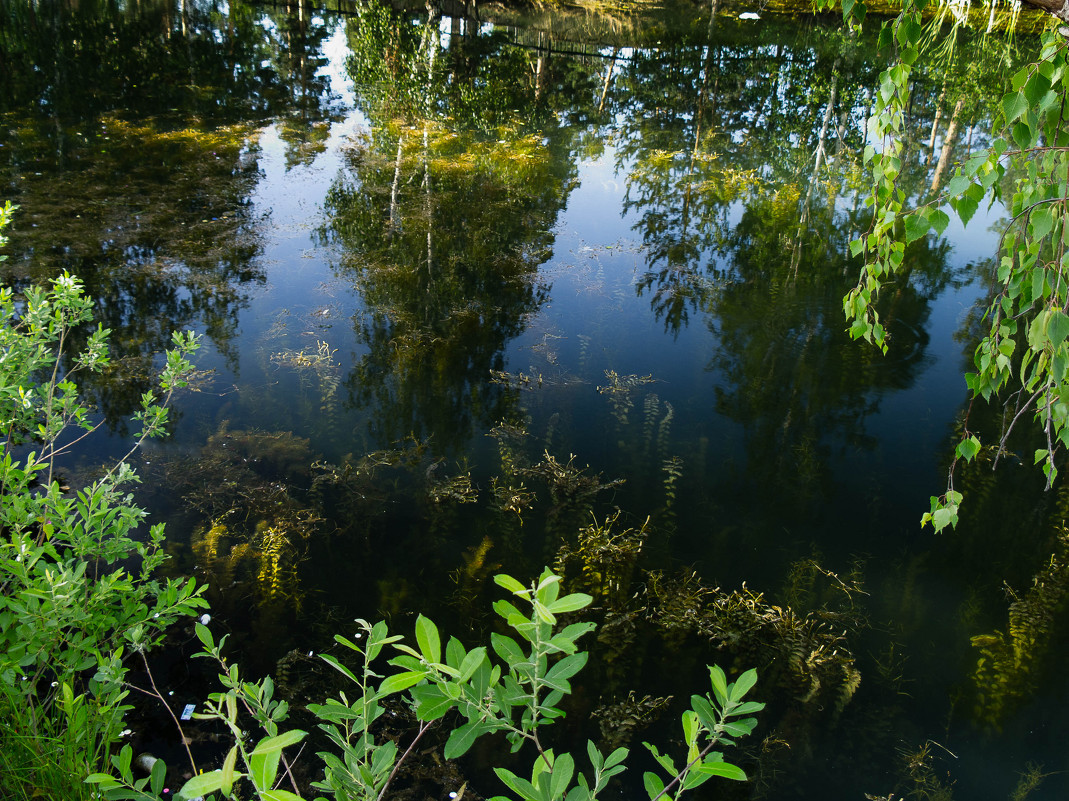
823, 0, 1069, 529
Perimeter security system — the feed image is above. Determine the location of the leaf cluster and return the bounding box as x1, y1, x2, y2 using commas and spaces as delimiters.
0, 251, 206, 798
93, 570, 763, 801
839, 0, 1069, 529
308, 569, 763, 801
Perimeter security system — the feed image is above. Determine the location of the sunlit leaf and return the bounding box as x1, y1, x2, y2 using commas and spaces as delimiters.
708, 665, 728, 707
444, 721, 484, 759
697, 761, 747, 781
729, 668, 758, 703
250, 730, 306, 755
416, 614, 442, 665
955, 436, 981, 462
1003, 90, 1028, 124
547, 593, 592, 614
1050, 310, 1069, 349
494, 574, 527, 595
643, 771, 665, 800
380, 671, 426, 695
178, 770, 225, 799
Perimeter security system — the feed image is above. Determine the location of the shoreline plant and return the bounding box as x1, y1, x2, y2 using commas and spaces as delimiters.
0, 201, 207, 800
828, 0, 1069, 528
91, 569, 763, 801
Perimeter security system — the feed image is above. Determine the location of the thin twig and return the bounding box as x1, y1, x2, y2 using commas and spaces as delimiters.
375, 721, 434, 801
136, 650, 198, 774
226, 656, 302, 795
1044, 384, 1056, 489
43, 325, 67, 488
40, 419, 104, 462
993, 386, 1044, 469
648, 736, 723, 801
279, 744, 306, 795
105, 385, 177, 480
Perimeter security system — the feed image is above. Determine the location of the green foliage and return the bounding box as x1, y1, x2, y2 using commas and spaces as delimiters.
0, 201, 13, 259
305, 568, 761, 801
0, 250, 205, 799
643, 569, 863, 717
969, 528, 1069, 729
186, 623, 307, 801
99, 570, 762, 801
837, 0, 1069, 529
88, 620, 310, 801
841, 0, 928, 354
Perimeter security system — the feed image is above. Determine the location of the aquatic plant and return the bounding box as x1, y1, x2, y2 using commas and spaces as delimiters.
643, 570, 863, 719
596, 370, 656, 427
451, 534, 500, 614
271, 339, 343, 427
661, 455, 683, 533
163, 426, 325, 649
491, 368, 547, 391
428, 471, 479, 505
969, 527, 1069, 729
592, 691, 674, 752
491, 476, 538, 523
554, 511, 649, 610
519, 451, 627, 550
169, 425, 319, 519
520, 452, 626, 510
489, 420, 532, 478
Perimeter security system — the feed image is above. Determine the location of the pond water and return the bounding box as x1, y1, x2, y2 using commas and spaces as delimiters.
3, 0, 1069, 798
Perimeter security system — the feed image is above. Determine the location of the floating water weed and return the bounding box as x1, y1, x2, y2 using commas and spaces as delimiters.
490, 367, 544, 390
597, 370, 656, 427
428, 471, 479, 504
642, 570, 863, 721
592, 691, 673, 752
519, 451, 626, 546
271, 338, 342, 428
490, 476, 537, 523
554, 511, 649, 610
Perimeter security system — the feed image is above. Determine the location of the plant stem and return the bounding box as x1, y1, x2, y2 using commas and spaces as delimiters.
375, 720, 433, 801
647, 736, 722, 801
131, 650, 198, 774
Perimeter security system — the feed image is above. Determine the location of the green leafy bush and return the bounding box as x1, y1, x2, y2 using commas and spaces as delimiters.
829, 0, 1069, 527
93, 568, 762, 801
0, 205, 206, 800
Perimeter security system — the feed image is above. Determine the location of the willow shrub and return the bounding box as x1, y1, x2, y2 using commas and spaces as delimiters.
0, 207, 762, 800
0, 209, 207, 800
94, 569, 763, 801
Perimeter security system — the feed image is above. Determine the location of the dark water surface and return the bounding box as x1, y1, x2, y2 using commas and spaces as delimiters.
3, 0, 1068, 798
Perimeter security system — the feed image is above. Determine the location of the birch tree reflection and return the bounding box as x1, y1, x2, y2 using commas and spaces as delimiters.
605, 15, 1004, 511
324, 2, 586, 451
707, 194, 954, 511
612, 19, 878, 335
